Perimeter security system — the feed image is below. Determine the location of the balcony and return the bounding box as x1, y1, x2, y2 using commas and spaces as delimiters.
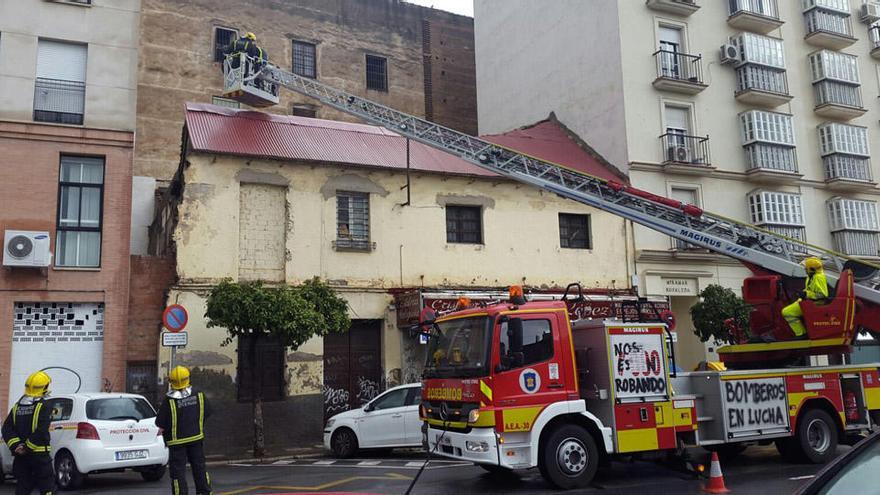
652, 50, 707, 94
762, 225, 807, 253
660, 133, 712, 173
870, 25, 880, 60
646, 0, 699, 16
813, 81, 866, 119
833, 231, 880, 257
824, 154, 877, 191
744, 143, 801, 182
728, 0, 783, 34
803, 8, 857, 50
33, 77, 85, 125
735, 65, 792, 107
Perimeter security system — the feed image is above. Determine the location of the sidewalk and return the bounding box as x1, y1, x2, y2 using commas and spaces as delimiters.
206, 445, 326, 466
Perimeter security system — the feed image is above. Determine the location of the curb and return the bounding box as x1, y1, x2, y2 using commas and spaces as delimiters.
207, 450, 326, 466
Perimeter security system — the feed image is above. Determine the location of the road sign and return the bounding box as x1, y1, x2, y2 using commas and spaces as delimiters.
162, 331, 188, 347
163, 304, 188, 333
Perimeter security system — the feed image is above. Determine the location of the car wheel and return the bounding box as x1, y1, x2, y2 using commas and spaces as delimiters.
793, 409, 839, 464
55, 451, 85, 490
140, 464, 166, 482
331, 428, 359, 458
539, 424, 599, 490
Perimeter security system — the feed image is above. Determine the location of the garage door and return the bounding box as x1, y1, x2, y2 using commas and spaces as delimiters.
8, 302, 104, 407
323, 319, 382, 419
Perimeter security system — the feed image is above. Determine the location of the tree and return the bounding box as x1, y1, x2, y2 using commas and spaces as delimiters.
205, 277, 350, 457
689, 284, 751, 345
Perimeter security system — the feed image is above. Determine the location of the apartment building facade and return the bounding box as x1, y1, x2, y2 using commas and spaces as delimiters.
475, 0, 880, 368
0, 0, 140, 409
148, 103, 638, 454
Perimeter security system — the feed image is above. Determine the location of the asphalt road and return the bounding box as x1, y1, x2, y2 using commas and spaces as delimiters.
0, 445, 846, 494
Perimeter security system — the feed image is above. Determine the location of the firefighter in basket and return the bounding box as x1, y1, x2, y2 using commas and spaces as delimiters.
782, 257, 829, 340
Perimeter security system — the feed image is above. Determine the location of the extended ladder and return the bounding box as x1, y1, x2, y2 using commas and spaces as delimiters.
240, 60, 880, 313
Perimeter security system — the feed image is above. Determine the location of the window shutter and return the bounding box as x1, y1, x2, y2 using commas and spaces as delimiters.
665, 106, 690, 132
37, 40, 87, 82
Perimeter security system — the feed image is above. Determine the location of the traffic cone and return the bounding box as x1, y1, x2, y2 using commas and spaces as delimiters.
701, 451, 730, 493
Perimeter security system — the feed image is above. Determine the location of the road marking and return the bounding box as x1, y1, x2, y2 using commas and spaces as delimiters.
219, 472, 412, 495
406, 461, 427, 467
357, 460, 381, 466
789, 475, 816, 481
272, 459, 295, 465
312, 459, 336, 465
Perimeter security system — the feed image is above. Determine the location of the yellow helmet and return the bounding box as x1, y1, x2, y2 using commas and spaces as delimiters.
804, 257, 823, 274
245, 32, 256, 41
168, 366, 191, 390
24, 371, 51, 398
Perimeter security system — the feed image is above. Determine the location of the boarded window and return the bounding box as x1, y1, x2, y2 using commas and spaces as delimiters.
292, 40, 316, 78
237, 334, 285, 402
365, 54, 388, 91
446, 205, 482, 244
214, 27, 237, 62
336, 191, 370, 250
558, 213, 591, 249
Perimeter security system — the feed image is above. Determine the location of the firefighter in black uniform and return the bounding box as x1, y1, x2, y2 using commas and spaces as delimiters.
2, 371, 55, 495
156, 366, 213, 495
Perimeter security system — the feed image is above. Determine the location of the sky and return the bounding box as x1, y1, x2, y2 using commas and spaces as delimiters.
404, 0, 473, 17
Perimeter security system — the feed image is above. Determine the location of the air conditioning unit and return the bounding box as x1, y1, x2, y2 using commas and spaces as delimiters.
720, 43, 740, 65
3, 231, 51, 267
667, 145, 691, 163
861, 2, 880, 23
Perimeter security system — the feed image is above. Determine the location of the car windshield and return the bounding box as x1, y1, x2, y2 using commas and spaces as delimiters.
86, 397, 156, 421
423, 316, 491, 378
815, 434, 880, 495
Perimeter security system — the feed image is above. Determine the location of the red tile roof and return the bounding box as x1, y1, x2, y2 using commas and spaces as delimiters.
184, 103, 624, 181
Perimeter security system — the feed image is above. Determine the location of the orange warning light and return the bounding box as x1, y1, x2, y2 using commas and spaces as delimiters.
509, 285, 526, 305
456, 297, 472, 309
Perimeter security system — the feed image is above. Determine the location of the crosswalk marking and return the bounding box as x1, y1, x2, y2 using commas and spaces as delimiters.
272, 459, 295, 465
357, 460, 381, 466
406, 461, 427, 467
313, 459, 336, 465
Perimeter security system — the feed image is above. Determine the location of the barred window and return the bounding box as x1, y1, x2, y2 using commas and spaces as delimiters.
748, 191, 804, 226
56, 156, 104, 267
809, 50, 859, 84
802, 0, 850, 14
336, 191, 370, 250
292, 41, 316, 78
446, 205, 482, 244
828, 198, 880, 232
818, 123, 869, 157
212, 96, 240, 109
213, 27, 237, 63
365, 54, 388, 92
739, 110, 795, 146
558, 213, 591, 249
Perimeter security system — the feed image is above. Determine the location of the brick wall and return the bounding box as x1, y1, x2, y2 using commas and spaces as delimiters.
423, 13, 478, 135
127, 255, 176, 362
239, 184, 286, 282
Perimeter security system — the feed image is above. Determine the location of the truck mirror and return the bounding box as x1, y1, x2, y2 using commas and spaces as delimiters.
508, 318, 524, 353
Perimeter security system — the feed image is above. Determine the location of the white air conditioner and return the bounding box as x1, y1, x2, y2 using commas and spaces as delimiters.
3, 230, 51, 267
720, 43, 740, 65
667, 145, 691, 163
861, 2, 880, 23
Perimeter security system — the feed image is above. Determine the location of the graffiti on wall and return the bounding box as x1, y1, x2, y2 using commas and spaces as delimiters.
356, 376, 380, 406
323, 385, 350, 415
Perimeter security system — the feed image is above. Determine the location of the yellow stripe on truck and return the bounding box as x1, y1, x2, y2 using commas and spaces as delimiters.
787, 391, 818, 416
501, 406, 543, 432
617, 428, 659, 453
480, 380, 493, 402
865, 386, 880, 410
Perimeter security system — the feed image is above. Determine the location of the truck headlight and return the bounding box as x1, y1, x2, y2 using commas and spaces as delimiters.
468, 409, 480, 424
466, 441, 489, 452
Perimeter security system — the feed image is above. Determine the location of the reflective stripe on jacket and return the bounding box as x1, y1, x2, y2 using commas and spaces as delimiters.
1, 400, 52, 454
157, 391, 211, 447
805, 272, 829, 300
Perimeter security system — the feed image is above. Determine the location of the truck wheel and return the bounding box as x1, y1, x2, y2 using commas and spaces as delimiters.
793, 409, 839, 464
540, 424, 599, 489
140, 464, 166, 482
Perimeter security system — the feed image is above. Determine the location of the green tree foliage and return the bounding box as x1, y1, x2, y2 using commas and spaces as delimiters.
689, 284, 751, 345
205, 278, 350, 457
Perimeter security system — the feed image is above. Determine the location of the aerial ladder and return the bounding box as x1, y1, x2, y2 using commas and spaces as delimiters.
222, 53, 880, 366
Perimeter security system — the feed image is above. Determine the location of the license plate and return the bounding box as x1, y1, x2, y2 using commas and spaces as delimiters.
115, 450, 148, 461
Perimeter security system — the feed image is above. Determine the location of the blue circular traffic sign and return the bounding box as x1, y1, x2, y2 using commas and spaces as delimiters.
163, 304, 188, 333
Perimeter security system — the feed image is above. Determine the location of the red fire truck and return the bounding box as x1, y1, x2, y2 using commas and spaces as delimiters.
418, 287, 880, 489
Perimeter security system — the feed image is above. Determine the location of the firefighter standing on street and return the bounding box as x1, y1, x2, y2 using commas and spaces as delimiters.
782, 257, 830, 339
156, 366, 213, 495
2, 371, 55, 495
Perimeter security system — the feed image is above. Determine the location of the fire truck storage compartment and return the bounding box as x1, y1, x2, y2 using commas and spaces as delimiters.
840, 374, 869, 428
671, 371, 791, 445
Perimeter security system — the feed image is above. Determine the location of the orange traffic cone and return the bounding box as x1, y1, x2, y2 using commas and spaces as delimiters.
702, 451, 730, 493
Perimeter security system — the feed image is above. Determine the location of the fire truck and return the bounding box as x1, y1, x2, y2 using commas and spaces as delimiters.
219, 54, 880, 488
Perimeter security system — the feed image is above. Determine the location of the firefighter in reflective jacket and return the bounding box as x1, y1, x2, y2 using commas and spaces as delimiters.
156, 366, 213, 495
1, 371, 55, 495
225, 32, 267, 71
782, 257, 829, 339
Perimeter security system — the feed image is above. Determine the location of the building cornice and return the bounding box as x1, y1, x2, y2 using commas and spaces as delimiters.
0, 120, 134, 148
636, 249, 743, 266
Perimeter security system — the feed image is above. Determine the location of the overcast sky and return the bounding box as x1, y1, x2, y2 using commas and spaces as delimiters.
405, 0, 473, 17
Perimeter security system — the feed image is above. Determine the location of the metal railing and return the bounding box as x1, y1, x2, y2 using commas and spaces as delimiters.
804, 8, 853, 38
660, 133, 711, 165
870, 24, 880, 49
745, 143, 798, 173
736, 64, 789, 95
728, 0, 779, 19
33, 78, 85, 125
814, 80, 863, 109
653, 50, 704, 84
824, 154, 873, 182
833, 231, 880, 256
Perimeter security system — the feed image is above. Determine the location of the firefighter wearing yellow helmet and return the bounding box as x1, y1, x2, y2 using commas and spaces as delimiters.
156, 366, 213, 495
2, 371, 55, 494
224, 30, 268, 71
782, 257, 829, 339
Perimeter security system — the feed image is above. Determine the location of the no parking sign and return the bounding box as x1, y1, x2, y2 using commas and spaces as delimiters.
163, 304, 188, 333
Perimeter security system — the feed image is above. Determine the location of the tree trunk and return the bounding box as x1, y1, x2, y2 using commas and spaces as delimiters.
251, 334, 265, 458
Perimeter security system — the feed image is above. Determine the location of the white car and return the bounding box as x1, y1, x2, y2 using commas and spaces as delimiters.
0, 393, 168, 489
324, 383, 423, 458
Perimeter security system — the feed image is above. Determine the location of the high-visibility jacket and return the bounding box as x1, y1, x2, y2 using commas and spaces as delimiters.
227, 37, 267, 62
156, 391, 211, 447
805, 271, 829, 300
1, 398, 52, 455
